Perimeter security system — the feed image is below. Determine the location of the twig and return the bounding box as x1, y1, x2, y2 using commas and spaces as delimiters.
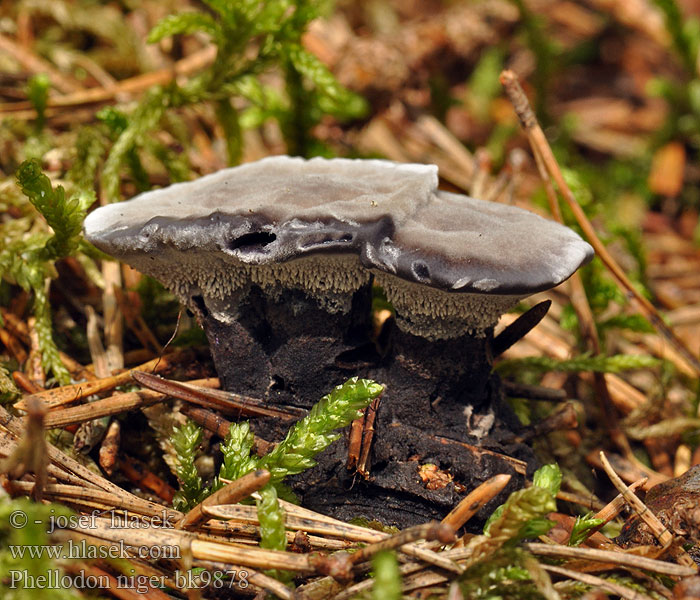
1, 307, 95, 381
498, 311, 649, 416
500, 69, 638, 463
346, 522, 457, 566
86, 305, 110, 378
0, 404, 175, 512
566, 477, 649, 541
181, 406, 274, 454
98, 420, 120, 476
177, 469, 271, 530
61, 519, 316, 574
471, 148, 492, 200
102, 269, 124, 372
64, 561, 172, 600
13, 350, 193, 410
197, 559, 294, 600
204, 502, 386, 543
12, 370, 41, 394
586, 0, 670, 47
26, 316, 45, 388
599, 451, 696, 568
587, 450, 667, 488
329, 546, 478, 600
442, 474, 512, 530
132, 371, 305, 420
42, 389, 164, 428
525, 543, 696, 577
508, 401, 578, 444
346, 409, 364, 473
501, 380, 566, 401
555, 490, 603, 511
500, 69, 700, 378
542, 564, 654, 600
594, 478, 647, 523
430, 431, 528, 474
0, 32, 83, 93
80, 303, 114, 453
209, 501, 462, 575
0, 396, 47, 500
0, 45, 218, 118
113, 285, 163, 355
414, 115, 475, 181
284, 499, 393, 543
357, 394, 380, 478
8, 480, 180, 522
119, 455, 176, 504
0, 327, 27, 365
492, 300, 552, 357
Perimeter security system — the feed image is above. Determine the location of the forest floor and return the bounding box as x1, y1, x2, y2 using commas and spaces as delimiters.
1, 1, 700, 598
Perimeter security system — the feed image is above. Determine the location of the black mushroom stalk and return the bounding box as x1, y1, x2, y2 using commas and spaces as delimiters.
83, 156, 593, 526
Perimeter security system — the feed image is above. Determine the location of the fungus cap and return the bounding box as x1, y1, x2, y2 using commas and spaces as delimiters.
83, 156, 438, 315
368, 189, 593, 294
368, 191, 594, 338
83, 155, 437, 262
83, 156, 593, 330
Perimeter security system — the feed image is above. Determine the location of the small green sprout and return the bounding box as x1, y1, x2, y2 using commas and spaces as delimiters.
171, 420, 206, 512
27, 74, 50, 133
568, 513, 604, 547
372, 551, 401, 600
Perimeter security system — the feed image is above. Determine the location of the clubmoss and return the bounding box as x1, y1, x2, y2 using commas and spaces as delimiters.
170, 376, 382, 581
457, 464, 562, 598
171, 419, 206, 512
0, 498, 83, 600
101, 0, 367, 202
495, 353, 662, 377
2, 160, 96, 383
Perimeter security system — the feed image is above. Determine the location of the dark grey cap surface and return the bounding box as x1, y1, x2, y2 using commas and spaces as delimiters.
83, 155, 593, 296
372, 190, 593, 294
83, 156, 436, 263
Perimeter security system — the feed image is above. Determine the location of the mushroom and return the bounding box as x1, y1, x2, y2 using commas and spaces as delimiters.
84, 156, 593, 526
82, 156, 439, 406
361, 188, 593, 441
371, 189, 593, 339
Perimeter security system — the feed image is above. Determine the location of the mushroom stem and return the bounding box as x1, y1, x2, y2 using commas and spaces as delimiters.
376, 322, 522, 441
289, 318, 535, 527
198, 282, 375, 410
364, 275, 525, 440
